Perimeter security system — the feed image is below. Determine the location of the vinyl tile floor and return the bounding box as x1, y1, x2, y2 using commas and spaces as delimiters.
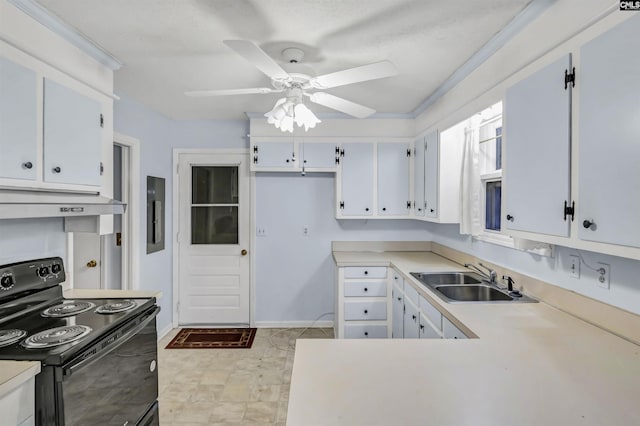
157, 328, 334, 425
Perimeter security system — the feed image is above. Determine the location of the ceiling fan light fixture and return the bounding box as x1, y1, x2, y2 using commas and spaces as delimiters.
264, 95, 320, 133
294, 103, 321, 131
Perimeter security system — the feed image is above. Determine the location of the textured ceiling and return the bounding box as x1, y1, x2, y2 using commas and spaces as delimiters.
37, 0, 531, 120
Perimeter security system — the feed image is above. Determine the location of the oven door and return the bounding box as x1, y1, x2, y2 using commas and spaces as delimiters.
59, 306, 159, 426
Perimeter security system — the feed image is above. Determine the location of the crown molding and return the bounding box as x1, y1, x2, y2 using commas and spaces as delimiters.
8, 0, 122, 70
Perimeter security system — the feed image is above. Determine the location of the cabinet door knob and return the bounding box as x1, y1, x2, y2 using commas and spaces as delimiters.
365, 207, 369, 212
418, 208, 422, 211
22, 161, 33, 169
420, 324, 425, 330
52, 166, 61, 173
583, 219, 595, 229
412, 315, 416, 320
397, 297, 401, 301
364, 332, 369, 336
363, 287, 368, 292
430, 209, 435, 213
364, 270, 368, 275
382, 207, 387, 211
506, 214, 514, 222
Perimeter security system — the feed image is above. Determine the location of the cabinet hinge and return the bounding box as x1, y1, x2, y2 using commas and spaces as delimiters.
564, 67, 576, 90
99, 114, 104, 128
340, 148, 345, 157
406, 201, 411, 209
100, 162, 104, 176
335, 156, 340, 165
339, 201, 345, 209
253, 155, 258, 164
253, 145, 258, 154
406, 148, 411, 157
563, 200, 575, 221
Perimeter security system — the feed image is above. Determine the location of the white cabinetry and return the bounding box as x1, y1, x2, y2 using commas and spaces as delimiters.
250, 139, 338, 172
338, 143, 374, 217
577, 15, 640, 249
335, 266, 390, 339
413, 137, 425, 217
377, 143, 410, 216
424, 131, 439, 219
0, 376, 35, 426
0, 57, 37, 181
391, 274, 404, 338
43, 78, 102, 186
504, 54, 572, 237
403, 297, 420, 339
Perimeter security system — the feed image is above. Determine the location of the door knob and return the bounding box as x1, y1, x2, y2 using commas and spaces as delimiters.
583, 219, 595, 229
241, 249, 248, 256
86, 260, 97, 268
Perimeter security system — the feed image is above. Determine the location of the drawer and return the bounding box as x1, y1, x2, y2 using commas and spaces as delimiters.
344, 280, 387, 297
343, 266, 387, 279
344, 300, 387, 320
344, 325, 388, 339
404, 282, 420, 306
419, 295, 442, 331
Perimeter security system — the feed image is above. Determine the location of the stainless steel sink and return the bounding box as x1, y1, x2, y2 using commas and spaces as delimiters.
409, 272, 537, 303
435, 285, 513, 302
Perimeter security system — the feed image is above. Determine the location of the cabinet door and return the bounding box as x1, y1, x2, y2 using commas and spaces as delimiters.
424, 132, 439, 218
403, 299, 419, 339
578, 15, 640, 248
253, 142, 295, 169
504, 54, 572, 237
413, 138, 426, 216
302, 142, 337, 170
392, 284, 404, 338
43, 78, 102, 186
377, 143, 410, 216
419, 312, 441, 339
340, 143, 374, 216
442, 317, 467, 339
0, 57, 37, 180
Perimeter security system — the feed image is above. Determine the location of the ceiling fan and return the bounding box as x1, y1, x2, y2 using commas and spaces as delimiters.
185, 40, 398, 131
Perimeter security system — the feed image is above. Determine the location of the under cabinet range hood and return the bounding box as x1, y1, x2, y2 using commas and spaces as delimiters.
0, 190, 126, 219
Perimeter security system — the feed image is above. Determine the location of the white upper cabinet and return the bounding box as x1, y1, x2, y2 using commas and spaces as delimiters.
504, 54, 572, 237
577, 15, 640, 249
43, 78, 102, 186
377, 143, 410, 216
339, 143, 375, 216
413, 138, 425, 217
0, 57, 37, 181
251, 141, 295, 169
424, 131, 439, 219
301, 142, 338, 170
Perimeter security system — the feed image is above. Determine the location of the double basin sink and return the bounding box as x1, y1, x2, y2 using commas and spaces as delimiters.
409, 272, 537, 303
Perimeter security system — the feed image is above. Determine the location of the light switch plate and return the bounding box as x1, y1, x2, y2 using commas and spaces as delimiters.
569, 255, 580, 279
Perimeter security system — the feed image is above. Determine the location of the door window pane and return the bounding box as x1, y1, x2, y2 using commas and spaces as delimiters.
191, 206, 238, 244
192, 166, 238, 204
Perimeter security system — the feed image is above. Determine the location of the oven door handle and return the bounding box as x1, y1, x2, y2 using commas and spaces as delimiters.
63, 306, 160, 378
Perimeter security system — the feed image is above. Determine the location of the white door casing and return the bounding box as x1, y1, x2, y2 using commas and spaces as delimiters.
177, 152, 251, 325
72, 232, 102, 289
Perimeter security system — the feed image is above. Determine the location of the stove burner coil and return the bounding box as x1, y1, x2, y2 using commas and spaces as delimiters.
21, 325, 92, 349
95, 300, 137, 314
0, 329, 27, 347
42, 301, 96, 317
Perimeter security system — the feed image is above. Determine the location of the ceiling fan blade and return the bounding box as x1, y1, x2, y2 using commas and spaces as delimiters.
223, 40, 289, 80
308, 92, 376, 118
311, 60, 398, 89
185, 88, 282, 97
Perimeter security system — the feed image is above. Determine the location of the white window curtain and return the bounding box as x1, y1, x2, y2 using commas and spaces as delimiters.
459, 117, 482, 235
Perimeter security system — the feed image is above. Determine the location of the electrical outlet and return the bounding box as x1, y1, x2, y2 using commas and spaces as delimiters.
569, 255, 580, 279
303, 225, 309, 236
597, 262, 610, 289
256, 227, 267, 237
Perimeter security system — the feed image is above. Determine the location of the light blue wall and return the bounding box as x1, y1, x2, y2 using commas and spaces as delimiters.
428, 225, 640, 315
0, 218, 66, 265
113, 95, 248, 332
255, 173, 435, 323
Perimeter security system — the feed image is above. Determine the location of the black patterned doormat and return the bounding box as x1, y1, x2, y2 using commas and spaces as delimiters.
165, 328, 257, 349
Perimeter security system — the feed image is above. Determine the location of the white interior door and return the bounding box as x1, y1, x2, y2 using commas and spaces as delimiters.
177, 152, 250, 325
73, 233, 102, 289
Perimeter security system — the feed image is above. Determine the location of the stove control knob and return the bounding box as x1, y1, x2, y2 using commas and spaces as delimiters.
51, 264, 62, 274
37, 266, 50, 277
0, 274, 14, 290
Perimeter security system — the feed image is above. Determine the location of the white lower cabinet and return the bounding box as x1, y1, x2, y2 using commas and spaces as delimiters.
403, 298, 420, 339
443, 317, 467, 340
0, 377, 35, 426
419, 312, 441, 339
392, 282, 404, 339
335, 266, 391, 339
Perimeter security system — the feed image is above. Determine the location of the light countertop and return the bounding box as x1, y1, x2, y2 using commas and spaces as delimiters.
287, 251, 640, 425
0, 361, 40, 397
63, 289, 162, 299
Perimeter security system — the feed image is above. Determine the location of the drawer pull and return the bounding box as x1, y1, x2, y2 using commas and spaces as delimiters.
364, 309, 368, 314
412, 315, 417, 321
364, 332, 369, 337
420, 324, 425, 330
397, 297, 401, 301
364, 270, 368, 275
22, 161, 33, 169
363, 287, 368, 292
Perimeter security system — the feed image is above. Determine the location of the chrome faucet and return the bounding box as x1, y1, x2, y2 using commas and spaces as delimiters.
464, 262, 497, 284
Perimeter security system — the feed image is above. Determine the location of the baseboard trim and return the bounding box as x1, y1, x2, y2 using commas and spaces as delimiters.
255, 321, 334, 328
